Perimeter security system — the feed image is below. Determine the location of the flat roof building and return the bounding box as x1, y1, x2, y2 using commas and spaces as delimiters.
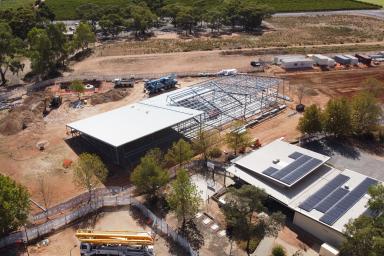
227, 139, 381, 247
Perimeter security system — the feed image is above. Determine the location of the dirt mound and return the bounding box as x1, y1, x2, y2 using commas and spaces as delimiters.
0, 93, 45, 135
90, 89, 130, 105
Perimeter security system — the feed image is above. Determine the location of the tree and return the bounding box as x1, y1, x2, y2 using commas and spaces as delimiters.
165, 139, 193, 167
323, 97, 352, 137
238, 4, 273, 31
161, 3, 183, 26
297, 104, 323, 136
0, 174, 30, 235
46, 23, 69, 67
192, 130, 219, 166
364, 77, 384, 98
131, 149, 169, 199
225, 120, 252, 155
175, 7, 195, 35
351, 92, 382, 135
36, 2, 55, 22
167, 169, 201, 227
75, 3, 101, 29
73, 153, 108, 194
36, 172, 53, 216
99, 14, 124, 37
8, 7, 37, 40
272, 245, 287, 256
130, 4, 156, 37
73, 22, 96, 51
223, 0, 242, 30
222, 185, 285, 255
28, 27, 53, 78
296, 84, 308, 105
70, 80, 85, 100
0, 22, 24, 86
341, 184, 384, 256
205, 9, 225, 33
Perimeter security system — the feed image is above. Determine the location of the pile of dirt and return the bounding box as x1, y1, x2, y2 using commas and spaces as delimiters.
0, 93, 45, 135
90, 89, 130, 105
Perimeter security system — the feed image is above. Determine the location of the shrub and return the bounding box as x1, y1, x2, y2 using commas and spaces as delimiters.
208, 147, 222, 158
272, 244, 286, 256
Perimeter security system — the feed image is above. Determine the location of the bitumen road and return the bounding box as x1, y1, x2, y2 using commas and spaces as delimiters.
273, 9, 384, 20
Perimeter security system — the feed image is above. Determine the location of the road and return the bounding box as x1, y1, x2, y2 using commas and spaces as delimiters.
273, 9, 384, 20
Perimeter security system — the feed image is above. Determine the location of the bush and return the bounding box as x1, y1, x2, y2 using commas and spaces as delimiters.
208, 147, 222, 158
272, 244, 286, 256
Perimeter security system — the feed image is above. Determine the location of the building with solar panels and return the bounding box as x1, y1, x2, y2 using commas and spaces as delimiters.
227, 139, 381, 248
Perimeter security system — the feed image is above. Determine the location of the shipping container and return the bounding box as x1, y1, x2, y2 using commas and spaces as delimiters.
280, 58, 314, 69
355, 54, 372, 65
343, 55, 358, 65
334, 55, 350, 65
312, 54, 336, 67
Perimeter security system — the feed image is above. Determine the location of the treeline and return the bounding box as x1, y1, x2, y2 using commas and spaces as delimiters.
298, 88, 383, 139
0, 2, 95, 84
75, 0, 274, 37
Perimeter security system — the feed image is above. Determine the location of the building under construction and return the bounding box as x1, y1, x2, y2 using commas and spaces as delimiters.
66, 75, 284, 166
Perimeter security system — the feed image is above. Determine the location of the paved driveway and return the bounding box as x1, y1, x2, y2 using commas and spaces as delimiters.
301, 138, 384, 181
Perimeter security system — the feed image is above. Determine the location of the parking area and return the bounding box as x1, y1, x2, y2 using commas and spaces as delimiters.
301, 138, 384, 181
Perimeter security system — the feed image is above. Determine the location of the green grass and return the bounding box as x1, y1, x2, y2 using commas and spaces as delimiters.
359, 0, 384, 7
0, 0, 380, 20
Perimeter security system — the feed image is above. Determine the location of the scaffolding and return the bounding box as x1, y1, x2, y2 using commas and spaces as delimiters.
169, 75, 283, 138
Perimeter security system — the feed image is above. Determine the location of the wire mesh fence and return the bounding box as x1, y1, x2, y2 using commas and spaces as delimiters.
0, 188, 198, 255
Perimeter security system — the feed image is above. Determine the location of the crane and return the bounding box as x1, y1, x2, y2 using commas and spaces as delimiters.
76, 229, 155, 256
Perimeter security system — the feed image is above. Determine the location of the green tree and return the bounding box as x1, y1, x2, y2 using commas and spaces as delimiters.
341, 184, 384, 256
167, 169, 201, 226
161, 3, 183, 26
205, 9, 225, 33
222, 185, 285, 255
27, 27, 53, 78
323, 97, 352, 137
364, 77, 384, 98
175, 7, 195, 35
223, 0, 242, 30
73, 153, 108, 194
46, 23, 69, 67
75, 3, 101, 29
225, 120, 252, 155
8, 7, 37, 40
0, 174, 30, 235
36, 2, 55, 22
99, 14, 124, 37
165, 139, 193, 167
131, 149, 169, 198
73, 22, 96, 51
131, 4, 156, 37
238, 4, 273, 31
351, 92, 382, 135
192, 130, 219, 166
0, 22, 24, 86
272, 245, 287, 256
70, 80, 85, 100
297, 104, 323, 136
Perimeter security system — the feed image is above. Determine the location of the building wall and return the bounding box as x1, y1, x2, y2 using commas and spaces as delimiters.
293, 212, 345, 248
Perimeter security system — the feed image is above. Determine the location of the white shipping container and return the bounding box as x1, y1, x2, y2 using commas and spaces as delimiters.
281, 58, 314, 69
273, 55, 305, 64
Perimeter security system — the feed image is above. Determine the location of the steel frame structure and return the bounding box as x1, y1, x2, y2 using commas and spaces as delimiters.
169, 75, 282, 138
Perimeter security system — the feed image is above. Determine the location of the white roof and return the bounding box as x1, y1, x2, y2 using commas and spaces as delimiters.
233, 139, 329, 187
227, 139, 381, 234
67, 89, 203, 147
280, 58, 314, 63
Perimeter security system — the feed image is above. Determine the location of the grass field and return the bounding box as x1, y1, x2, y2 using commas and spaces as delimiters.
359, 0, 384, 7
0, 0, 380, 20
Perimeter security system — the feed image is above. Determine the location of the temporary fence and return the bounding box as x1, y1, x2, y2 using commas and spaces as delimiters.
0, 189, 198, 256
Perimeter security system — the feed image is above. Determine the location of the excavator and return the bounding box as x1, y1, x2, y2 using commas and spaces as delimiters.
75, 229, 155, 256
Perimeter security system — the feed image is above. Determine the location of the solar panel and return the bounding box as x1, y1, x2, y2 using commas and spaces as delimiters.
271, 155, 312, 180
288, 152, 303, 160
315, 188, 348, 213
262, 167, 279, 176
281, 158, 322, 185
299, 174, 350, 212
320, 178, 378, 225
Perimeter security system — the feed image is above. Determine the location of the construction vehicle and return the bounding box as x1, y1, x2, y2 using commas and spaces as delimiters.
76, 229, 154, 256
144, 74, 177, 94
43, 94, 62, 115
114, 77, 135, 88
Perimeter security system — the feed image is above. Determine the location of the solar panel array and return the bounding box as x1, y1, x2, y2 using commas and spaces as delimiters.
261, 152, 323, 186
315, 188, 349, 213
298, 174, 350, 212
319, 178, 377, 225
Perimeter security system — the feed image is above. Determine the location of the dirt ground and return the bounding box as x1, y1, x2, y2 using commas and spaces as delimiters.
26, 207, 172, 256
